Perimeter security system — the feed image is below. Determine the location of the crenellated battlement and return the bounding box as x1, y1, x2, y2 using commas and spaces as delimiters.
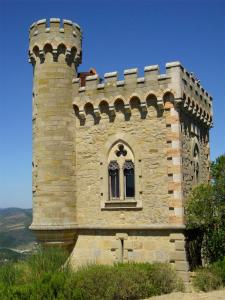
29, 18, 82, 65
72, 62, 213, 127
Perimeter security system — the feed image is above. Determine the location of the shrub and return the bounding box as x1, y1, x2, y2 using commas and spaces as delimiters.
0, 248, 183, 300
65, 264, 115, 300
64, 263, 183, 300
210, 258, 225, 284
193, 267, 222, 292
185, 154, 225, 264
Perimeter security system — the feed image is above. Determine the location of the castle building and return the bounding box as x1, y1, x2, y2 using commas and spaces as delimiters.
28, 18, 213, 284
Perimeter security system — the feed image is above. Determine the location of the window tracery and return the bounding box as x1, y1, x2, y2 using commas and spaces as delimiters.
108, 142, 135, 200
123, 160, 135, 198
108, 161, 120, 198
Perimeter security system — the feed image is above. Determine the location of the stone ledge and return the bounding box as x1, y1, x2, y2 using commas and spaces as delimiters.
30, 224, 186, 230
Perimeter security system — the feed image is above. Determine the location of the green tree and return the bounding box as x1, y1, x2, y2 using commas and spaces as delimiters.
186, 154, 225, 264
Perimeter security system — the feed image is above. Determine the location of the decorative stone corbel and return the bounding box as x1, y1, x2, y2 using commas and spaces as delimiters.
124, 104, 131, 114
109, 105, 115, 116
28, 53, 35, 64
140, 102, 147, 113
157, 98, 164, 110
196, 108, 200, 118
74, 53, 82, 65
183, 100, 188, 109
79, 110, 85, 119
192, 106, 197, 115
65, 48, 71, 63
94, 107, 100, 118
174, 97, 183, 108
52, 49, 58, 61
39, 50, 45, 63
188, 103, 192, 112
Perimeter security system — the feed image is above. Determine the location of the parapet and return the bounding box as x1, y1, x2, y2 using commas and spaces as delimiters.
73, 62, 213, 128
29, 18, 82, 65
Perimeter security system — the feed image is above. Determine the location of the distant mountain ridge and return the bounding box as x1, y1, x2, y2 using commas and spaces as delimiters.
0, 207, 36, 249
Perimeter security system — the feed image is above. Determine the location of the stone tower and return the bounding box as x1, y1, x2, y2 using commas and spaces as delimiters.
29, 19, 82, 250
29, 18, 213, 285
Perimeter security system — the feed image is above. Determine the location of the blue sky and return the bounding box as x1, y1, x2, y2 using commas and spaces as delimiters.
0, 0, 224, 208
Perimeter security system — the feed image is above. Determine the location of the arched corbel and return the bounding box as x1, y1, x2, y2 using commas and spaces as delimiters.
140, 102, 147, 113
52, 48, 58, 61
79, 110, 85, 119
109, 105, 116, 116
94, 107, 100, 118
39, 50, 45, 63
157, 98, 164, 110
124, 104, 131, 114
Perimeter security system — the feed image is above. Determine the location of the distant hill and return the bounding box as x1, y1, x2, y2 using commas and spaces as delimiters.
0, 207, 36, 249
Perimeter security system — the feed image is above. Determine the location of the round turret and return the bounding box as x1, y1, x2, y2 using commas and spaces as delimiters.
29, 19, 82, 251
29, 18, 82, 68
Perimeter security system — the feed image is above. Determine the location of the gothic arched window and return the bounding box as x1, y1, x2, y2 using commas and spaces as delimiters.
108, 142, 135, 200
108, 161, 120, 198
124, 160, 135, 197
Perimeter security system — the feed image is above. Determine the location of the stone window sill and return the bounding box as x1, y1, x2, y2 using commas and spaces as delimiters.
101, 199, 142, 210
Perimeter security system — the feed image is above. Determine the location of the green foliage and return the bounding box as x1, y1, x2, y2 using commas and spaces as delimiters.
193, 267, 222, 292
185, 154, 225, 263
211, 155, 225, 181
186, 184, 215, 230
210, 257, 225, 284
26, 247, 68, 280
0, 263, 17, 286
193, 258, 225, 292
0, 248, 183, 300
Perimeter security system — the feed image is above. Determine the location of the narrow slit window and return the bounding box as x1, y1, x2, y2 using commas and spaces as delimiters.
193, 144, 200, 184
124, 160, 135, 198
108, 161, 120, 199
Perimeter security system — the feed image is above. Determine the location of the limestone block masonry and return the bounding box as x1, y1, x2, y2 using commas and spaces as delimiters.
28, 18, 213, 286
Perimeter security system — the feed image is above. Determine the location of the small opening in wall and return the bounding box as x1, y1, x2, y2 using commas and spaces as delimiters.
169, 207, 174, 210
100, 162, 103, 165
168, 190, 174, 194
101, 193, 103, 196
167, 140, 172, 144
139, 191, 143, 194
167, 157, 172, 160
120, 239, 124, 263
166, 124, 171, 128
139, 159, 141, 162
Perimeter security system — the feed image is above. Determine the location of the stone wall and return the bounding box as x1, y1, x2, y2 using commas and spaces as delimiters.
74, 101, 171, 226
70, 229, 177, 265
180, 111, 210, 200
